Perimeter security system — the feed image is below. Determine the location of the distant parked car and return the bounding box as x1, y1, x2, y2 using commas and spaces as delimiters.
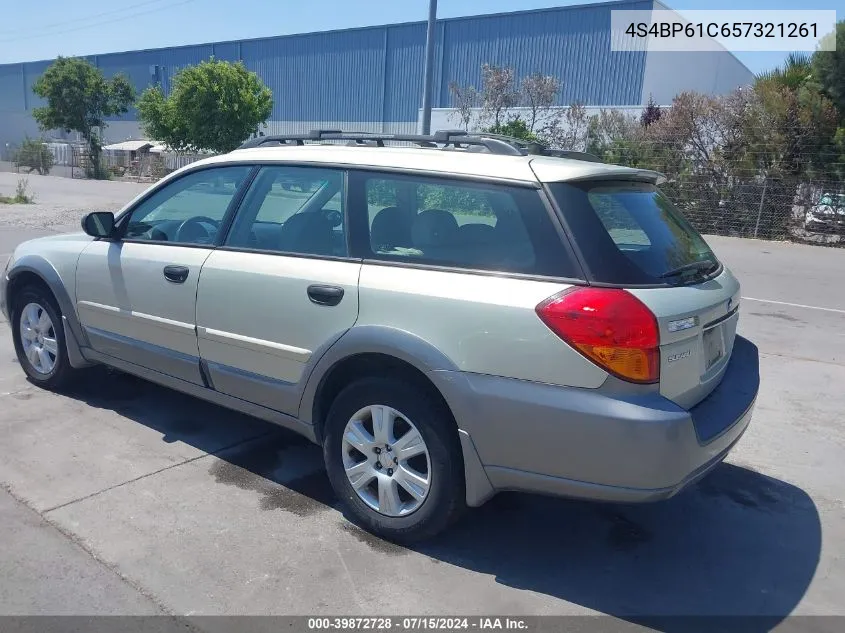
805, 193, 845, 233
2, 130, 759, 542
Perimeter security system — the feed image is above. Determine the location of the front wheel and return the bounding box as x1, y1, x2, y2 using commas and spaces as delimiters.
11, 285, 77, 390
323, 377, 465, 542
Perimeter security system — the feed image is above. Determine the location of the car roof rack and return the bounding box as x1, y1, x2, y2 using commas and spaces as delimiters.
238, 129, 603, 162
474, 132, 604, 163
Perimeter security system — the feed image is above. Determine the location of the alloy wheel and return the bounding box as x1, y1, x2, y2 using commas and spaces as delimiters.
341, 404, 432, 517
19, 302, 58, 375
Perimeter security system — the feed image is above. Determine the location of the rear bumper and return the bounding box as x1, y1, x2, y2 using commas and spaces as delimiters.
433, 336, 759, 506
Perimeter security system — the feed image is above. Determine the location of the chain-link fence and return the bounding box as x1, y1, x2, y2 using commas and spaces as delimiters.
663, 176, 845, 245
1, 140, 210, 182
577, 142, 845, 247
1, 140, 82, 178
101, 150, 209, 182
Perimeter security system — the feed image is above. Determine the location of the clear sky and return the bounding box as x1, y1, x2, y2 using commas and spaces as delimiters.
0, 0, 840, 74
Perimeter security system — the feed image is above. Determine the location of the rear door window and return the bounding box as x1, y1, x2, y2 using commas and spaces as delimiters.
352, 172, 580, 278
549, 180, 718, 285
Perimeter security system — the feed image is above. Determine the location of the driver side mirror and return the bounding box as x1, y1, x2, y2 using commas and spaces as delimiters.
81, 212, 116, 238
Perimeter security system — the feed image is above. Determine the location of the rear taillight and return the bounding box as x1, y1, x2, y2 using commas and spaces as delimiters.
535, 287, 660, 384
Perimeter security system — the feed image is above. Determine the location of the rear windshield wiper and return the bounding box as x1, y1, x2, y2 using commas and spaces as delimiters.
659, 259, 718, 279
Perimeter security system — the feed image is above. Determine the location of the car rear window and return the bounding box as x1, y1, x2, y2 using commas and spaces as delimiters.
549, 180, 718, 285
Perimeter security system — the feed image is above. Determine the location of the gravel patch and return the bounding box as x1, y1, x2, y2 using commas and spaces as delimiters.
0, 173, 149, 231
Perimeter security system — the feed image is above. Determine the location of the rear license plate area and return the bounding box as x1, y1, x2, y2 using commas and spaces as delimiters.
703, 325, 724, 370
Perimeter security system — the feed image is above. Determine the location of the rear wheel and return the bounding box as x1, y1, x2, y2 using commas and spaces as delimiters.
11, 285, 76, 390
323, 377, 465, 542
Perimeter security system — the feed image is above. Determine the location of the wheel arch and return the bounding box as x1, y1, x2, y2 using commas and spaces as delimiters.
300, 326, 461, 441
299, 326, 496, 508
6, 255, 91, 352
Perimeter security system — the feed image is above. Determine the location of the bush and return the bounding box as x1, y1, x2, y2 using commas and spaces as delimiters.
0, 178, 35, 204
483, 116, 541, 144
15, 177, 35, 203
15, 138, 54, 175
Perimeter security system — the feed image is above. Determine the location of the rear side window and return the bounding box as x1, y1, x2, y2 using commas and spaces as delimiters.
355, 173, 579, 278
550, 181, 717, 285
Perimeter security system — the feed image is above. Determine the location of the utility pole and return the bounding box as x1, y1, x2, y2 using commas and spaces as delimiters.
420, 0, 437, 134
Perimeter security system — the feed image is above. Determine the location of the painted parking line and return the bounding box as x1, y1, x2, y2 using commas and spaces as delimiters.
743, 297, 845, 315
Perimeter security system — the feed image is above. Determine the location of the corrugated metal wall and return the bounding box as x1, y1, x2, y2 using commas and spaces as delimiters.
0, 0, 754, 147
439, 0, 652, 107
0, 64, 24, 112
242, 27, 387, 122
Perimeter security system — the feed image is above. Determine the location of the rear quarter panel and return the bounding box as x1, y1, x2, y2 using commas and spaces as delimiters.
356, 264, 609, 388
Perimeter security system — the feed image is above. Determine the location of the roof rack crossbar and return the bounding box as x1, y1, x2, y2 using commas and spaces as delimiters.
236, 129, 602, 162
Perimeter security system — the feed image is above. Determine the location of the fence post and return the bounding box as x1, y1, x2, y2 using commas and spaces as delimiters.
753, 178, 768, 239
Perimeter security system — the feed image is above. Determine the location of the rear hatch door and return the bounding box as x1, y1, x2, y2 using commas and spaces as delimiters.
629, 273, 740, 408
547, 178, 740, 409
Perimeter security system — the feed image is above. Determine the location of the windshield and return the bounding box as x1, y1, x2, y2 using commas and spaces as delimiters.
549, 180, 718, 285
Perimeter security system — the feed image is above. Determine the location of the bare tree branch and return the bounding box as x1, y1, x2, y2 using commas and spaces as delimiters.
448, 82, 478, 131
480, 64, 518, 128
520, 73, 559, 132
539, 103, 589, 150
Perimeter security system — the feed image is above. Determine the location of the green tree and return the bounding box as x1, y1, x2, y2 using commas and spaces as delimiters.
812, 22, 845, 117
31, 57, 134, 179
138, 59, 273, 154
483, 116, 540, 143
755, 50, 841, 179
757, 53, 813, 92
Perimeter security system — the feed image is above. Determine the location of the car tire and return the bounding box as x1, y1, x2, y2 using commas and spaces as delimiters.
11, 285, 77, 390
323, 377, 466, 542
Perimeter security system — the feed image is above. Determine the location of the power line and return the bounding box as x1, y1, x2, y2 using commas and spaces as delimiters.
0, 0, 171, 35
0, 0, 198, 43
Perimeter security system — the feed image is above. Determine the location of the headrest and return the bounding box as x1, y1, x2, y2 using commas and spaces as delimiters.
371, 206, 412, 249
412, 209, 459, 248
278, 212, 334, 255
459, 223, 496, 243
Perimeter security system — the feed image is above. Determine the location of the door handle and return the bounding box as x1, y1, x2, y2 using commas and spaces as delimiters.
163, 265, 190, 284
307, 284, 344, 306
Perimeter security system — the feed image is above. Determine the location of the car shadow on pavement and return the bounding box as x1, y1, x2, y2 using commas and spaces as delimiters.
59, 367, 820, 631
418, 466, 821, 631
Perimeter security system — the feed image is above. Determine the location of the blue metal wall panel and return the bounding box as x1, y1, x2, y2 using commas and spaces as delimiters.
97, 45, 219, 120
1, 0, 751, 136
0, 64, 23, 111
210, 42, 240, 62
151, 45, 216, 94
241, 28, 386, 121
383, 23, 426, 123
23, 61, 52, 111
439, 0, 652, 108
97, 50, 165, 121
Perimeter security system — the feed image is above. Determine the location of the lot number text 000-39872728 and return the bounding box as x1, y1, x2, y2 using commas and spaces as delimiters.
306, 617, 530, 630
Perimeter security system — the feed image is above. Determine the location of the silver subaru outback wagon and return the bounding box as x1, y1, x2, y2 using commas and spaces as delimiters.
1, 131, 759, 542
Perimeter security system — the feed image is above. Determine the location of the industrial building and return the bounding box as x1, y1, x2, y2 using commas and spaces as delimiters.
0, 0, 754, 149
